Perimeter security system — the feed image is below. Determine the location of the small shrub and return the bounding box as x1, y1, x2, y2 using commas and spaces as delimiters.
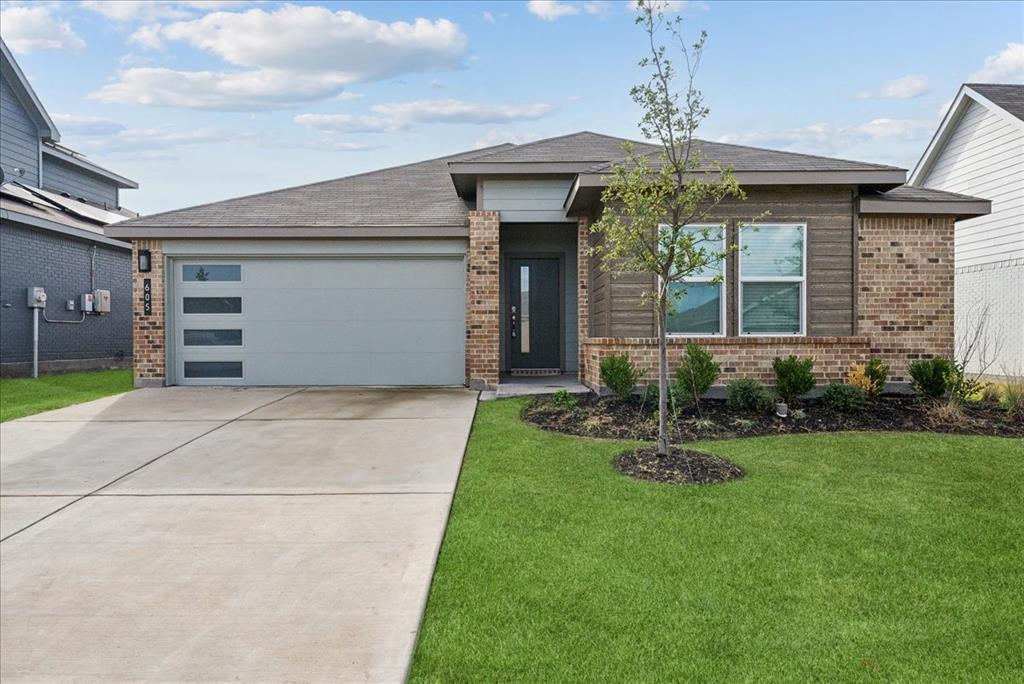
772, 355, 816, 404
980, 383, 1002, 404
790, 408, 807, 420
823, 383, 867, 413
732, 417, 757, 430
909, 357, 956, 399
550, 389, 578, 409
848, 357, 889, 398
675, 343, 720, 408
727, 378, 772, 412
600, 353, 644, 401
949, 359, 983, 403
691, 418, 718, 432
1002, 377, 1024, 422
926, 400, 973, 429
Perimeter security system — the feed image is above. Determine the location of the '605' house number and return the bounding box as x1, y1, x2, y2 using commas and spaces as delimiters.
143, 279, 152, 315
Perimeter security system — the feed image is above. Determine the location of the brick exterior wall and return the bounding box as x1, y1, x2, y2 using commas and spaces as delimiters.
0, 221, 132, 374
858, 215, 955, 381
466, 210, 500, 388
581, 336, 871, 389
576, 215, 590, 382
132, 239, 165, 387
580, 214, 956, 391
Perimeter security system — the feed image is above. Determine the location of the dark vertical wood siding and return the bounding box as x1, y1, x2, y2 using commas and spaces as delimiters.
586, 185, 856, 337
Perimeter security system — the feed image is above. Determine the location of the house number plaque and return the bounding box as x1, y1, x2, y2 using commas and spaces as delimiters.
143, 279, 152, 316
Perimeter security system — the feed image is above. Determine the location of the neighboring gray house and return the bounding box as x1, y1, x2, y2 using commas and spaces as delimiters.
911, 83, 1024, 378
0, 39, 138, 376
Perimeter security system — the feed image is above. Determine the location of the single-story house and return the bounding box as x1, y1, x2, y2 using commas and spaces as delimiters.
0, 38, 137, 377
910, 82, 1023, 379
106, 131, 991, 391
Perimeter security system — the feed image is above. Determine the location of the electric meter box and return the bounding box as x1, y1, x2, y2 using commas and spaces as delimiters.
80, 292, 94, 313
27, 287, 46, 308
93, 289, 111, 313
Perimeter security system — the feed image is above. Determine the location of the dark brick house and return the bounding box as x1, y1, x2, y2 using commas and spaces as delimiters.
0, 39, 137, 376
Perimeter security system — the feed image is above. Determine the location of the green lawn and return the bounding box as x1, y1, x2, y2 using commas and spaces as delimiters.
410, 399, 1024, 682
0, 369, 132, 422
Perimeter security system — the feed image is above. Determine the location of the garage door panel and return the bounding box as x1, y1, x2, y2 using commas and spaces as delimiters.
219, 352, 463, 386
240, 259, 464, 290
239, 321, 464, 354
239, 288, 464, 322
173, 256, 465, 386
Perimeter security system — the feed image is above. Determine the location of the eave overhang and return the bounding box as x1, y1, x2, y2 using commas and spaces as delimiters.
42, 145, 139, 189
104, 225, 470, 240
857, 197, 991, 220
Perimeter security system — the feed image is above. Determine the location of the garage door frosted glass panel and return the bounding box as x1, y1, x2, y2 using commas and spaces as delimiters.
174, 256, 464, 386
182, 265, 241, 282
183, 297, 242, 314
183, 361, 243, 378
183, 329, 243, 346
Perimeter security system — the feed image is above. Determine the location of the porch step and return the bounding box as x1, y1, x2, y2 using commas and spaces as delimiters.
509, 368, 562, 377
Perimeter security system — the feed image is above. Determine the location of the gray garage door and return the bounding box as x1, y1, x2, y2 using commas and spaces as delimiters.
171, 257, 465, 386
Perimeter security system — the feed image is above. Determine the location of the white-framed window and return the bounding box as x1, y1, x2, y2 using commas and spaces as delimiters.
738, 223, 806, 336
664, 224, 727, 336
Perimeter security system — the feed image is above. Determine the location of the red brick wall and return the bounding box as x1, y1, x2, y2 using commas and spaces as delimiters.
577, 215, 590, 382
581, 336, 871, 389
858, 215, 955, 381
466, 210, 500, 388
131, 239, 164, 388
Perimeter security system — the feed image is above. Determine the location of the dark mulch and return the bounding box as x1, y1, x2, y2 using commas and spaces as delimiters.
614, 447, 745, 485
523, 393, 1023, 442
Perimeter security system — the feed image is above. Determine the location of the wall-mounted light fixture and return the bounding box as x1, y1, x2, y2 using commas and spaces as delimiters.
138, 249, 152, 273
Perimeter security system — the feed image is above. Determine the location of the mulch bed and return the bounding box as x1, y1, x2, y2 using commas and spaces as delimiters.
523, 394, 1023, 442
614, 448, 745, 485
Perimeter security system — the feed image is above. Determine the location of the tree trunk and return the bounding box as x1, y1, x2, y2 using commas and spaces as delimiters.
656, 293, 670, 457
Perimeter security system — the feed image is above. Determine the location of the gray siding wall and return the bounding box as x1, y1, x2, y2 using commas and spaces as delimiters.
480, 179, 574, 223
499, 224, 579, 371
0, 221, 132, 365
42, 154, 120, 208
588, 186, 856, 337
0, 73, 40, 187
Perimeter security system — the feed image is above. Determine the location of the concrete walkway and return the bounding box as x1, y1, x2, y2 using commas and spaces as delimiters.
0, 386, 477, 683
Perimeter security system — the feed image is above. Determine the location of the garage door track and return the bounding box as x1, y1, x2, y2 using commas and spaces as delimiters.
0, 386, 477, 683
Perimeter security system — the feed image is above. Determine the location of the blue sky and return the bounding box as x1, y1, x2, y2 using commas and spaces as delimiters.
1, 0, 1021, 214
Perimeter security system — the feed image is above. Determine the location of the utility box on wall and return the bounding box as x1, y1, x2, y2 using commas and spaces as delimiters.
26, 287, 47, 308
93, 289, 111, 314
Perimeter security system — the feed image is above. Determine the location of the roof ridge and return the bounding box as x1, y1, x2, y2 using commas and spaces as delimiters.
586, 137, 905, 172
459, 130, 659, 163
119, 142, 512, 225
965, 82, 1024, 88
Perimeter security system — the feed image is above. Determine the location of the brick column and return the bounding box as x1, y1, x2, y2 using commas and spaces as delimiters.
466, 210, 500, 389
132, 239, 165, 388
577, 215, 590, 383
858, 215, 955, 381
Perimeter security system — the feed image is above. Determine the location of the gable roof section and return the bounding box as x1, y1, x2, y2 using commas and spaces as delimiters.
910, 83, 1024, 185
967, 83, 1024, 121
462, 131, 661, 163
107, 144, 514, 239
858, 185, 991, 219
0, 39, 59, 143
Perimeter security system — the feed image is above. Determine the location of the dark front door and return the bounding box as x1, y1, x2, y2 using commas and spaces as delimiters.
509, 257, 560, 369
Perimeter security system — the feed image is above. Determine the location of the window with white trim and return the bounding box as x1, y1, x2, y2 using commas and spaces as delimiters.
665, 224, 726, 336
739, 223, 806, 336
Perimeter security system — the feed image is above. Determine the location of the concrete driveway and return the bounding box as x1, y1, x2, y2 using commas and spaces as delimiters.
0, 386, 477, 683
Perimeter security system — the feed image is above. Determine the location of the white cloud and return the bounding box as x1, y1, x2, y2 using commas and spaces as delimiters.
91, 68, 358, 111
51, 114, 126, 136
857, 74, 930, 99
482, 10, 497, 24
292, 113, 398, 134
129, 24, 166, 49
969, 42, 1024, 83
527, 1, 581, 20
336, 92, 365, 101
0, 5, 86, 53
717, 118, 932, 157
628, 1, 696, 14
80, 1, 255, 23
97, 5, 468, 111
370, 99, 553, 124
294, 99, 554, 132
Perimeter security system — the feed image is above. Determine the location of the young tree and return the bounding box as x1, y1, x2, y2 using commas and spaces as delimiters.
591, 1, 762, 456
